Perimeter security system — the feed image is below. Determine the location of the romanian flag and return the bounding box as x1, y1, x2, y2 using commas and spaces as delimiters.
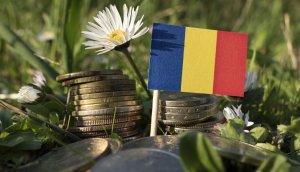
148, 23, 248, 97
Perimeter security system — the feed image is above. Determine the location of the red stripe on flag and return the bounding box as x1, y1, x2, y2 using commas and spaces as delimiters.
213, 31, 248, 97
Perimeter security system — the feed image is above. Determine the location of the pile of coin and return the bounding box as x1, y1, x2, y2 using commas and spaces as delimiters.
158, 92, 225, 134
56, 70, 143, 140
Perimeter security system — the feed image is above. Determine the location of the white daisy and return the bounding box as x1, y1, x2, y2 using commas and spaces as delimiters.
32, 71, 46, 88
17, 85, 43, 104
244, 71, 257, 92
82, 4, 148, 54
223, 105, 254, 127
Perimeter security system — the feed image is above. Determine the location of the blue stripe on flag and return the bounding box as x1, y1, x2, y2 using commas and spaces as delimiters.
148, 23, 185, 91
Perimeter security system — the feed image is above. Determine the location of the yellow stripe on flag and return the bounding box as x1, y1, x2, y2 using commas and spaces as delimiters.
181, 27, 217, 93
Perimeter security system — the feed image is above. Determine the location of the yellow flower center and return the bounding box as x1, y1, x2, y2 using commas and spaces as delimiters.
109, 29, 126, 44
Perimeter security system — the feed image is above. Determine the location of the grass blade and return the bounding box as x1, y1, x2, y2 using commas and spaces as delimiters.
63, 0, 88, 72
0, 22, 59, 80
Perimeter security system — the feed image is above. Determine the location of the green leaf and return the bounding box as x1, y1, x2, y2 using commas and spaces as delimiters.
0, 22, 59, 80
0, 135, 25, 148
0, 110, 13, 129
220, 118, 256, 144
0, 131, 42, 151
179, 132, 225, 172
0, 132, 9, 139
250, 127, 269, 143
5, 119, 30, 132
294, 137, 300, 150
292, 137, 300, 159
23, 104, 51, 117
277, 125, 288, 135
284, 118, 300, 137
22, 94, 65, 119
256, 155, 291, 172
49, 113, 60, 125
256, 143, 279, 152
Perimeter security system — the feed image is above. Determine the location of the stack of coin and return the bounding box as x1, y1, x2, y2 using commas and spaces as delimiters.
158, 92, 225, 134
56, 70, 143, 140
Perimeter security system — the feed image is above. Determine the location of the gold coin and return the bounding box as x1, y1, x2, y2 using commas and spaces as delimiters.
77, 130, 139, 138
72, 110, 142, 119
73, 96, 137, 105
73, 115, 142, 126
159, 106, 219, 121
72, 79, 135, 89
160, 97, 218, 114
122, 135, 142, 142
56, 70, 123, 82
159, 92, 211, 107
175, 112, 225, 129
62, 75, 128, 86
23, 138, 109, 172
71, 126, 135, 136
70, 84, 136, 95
75, 100, 141, 111
72, 105, 144, 116
68, 121, 136, 132
72, 91, 137, 100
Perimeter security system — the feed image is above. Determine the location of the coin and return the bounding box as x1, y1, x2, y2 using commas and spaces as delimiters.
56, 70, 123, 82
174, 127, 214, 133
106, 138, 122, 154
159, 106, 219, 121
74, 126, 136, 136
68, 121, 136, 132
90, 148, 183, 172
70, 84, 136, 95
62, 75, 128, 86
123, 135, 274, 167
73, 91, 137, 100
123, 135, 179, 155
73, 115, 141, 126
78, 129, 139, 138
206, 134, 273, 166
73, 95, 137, 105
159, 103, 216, 114
115, 129, 139, 138
159, 97, 218, 114
175, 112, 225, 128
72, 105, 144, 116
20, 138, 110, 172
72, 111, 142, 119
173, 113, 224, 133
159, 92, 210, 107
158, 118, 210, 126
72, 79, 135, 89
122, 135, 142, 143
75, 100, 141, 111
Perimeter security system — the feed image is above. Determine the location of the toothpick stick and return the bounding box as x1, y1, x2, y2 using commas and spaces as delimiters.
150, 90, 160, 136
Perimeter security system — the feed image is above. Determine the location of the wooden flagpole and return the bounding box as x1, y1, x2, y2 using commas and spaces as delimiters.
150, 90, 160, 136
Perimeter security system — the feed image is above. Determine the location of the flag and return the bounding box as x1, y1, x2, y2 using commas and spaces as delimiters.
148, 23, 248, 97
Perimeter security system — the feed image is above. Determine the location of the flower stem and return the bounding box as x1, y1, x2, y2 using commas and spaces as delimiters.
121, 48, 152, 99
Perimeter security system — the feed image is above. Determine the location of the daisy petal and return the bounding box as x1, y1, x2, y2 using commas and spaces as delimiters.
132, 27, 148, 39
82, 4, 147, 54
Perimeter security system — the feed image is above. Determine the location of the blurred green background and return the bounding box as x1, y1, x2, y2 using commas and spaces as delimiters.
0, 0, 300, 126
